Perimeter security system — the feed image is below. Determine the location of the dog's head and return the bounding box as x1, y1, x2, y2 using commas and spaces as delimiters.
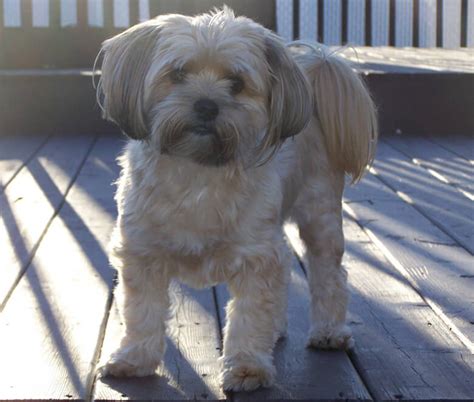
97, 8, 312, 166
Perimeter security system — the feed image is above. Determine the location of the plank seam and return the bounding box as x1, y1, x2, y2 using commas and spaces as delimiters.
383, 138, 474, 201
64, 134, 116, 402
86, 280, 115, 400
343, 203, 474, 354
212, 286, 225, 345
0, 133, 52, 194
374, 141, 473, 254
0, 133, 100, 312
211, 286, 234, 402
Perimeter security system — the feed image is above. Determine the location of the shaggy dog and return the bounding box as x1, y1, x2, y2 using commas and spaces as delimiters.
97, 8, 377, 391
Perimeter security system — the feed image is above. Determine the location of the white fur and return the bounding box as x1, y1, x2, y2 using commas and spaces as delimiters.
97, 8, 377, 391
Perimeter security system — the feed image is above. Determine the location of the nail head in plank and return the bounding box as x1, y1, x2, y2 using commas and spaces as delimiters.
214, 263, 371, 401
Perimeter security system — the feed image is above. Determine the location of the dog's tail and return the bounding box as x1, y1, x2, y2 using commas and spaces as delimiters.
291, 43, 378, 183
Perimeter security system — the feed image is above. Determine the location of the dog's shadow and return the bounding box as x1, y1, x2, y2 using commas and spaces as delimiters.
97, 339, 220, 400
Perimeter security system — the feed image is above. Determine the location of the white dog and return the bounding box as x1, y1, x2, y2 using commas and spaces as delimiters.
97, 8, 377, 391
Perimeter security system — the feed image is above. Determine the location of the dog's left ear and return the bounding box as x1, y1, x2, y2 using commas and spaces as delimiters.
264, 33, 312, 144
97, 21, 161, 140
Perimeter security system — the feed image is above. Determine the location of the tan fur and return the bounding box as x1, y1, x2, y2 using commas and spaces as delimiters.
97, 8, 378, 391
293, 43, 378, 182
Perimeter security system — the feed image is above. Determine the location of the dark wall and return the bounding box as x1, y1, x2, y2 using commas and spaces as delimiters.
367, 73, 474, 136
2, 70, 473, 136
0, 72, 117, 136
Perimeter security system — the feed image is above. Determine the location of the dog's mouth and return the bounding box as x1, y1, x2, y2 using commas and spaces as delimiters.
160, 123, 235, 167
189, 125, 217, 137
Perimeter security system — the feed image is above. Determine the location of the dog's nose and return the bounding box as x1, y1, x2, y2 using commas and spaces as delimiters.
193, 98, 219, 121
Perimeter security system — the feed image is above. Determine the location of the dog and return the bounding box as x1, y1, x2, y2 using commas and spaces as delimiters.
96, 7, 377, 391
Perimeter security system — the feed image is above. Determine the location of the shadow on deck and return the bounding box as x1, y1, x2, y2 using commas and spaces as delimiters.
0, 131, 473, 401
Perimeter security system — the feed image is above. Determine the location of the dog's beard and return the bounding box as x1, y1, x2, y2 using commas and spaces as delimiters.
158, 115, 242, 167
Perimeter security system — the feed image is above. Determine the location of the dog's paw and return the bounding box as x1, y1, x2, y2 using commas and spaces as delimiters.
98, 343, 161, 378
220, 352, 275, 392
99, 359, 157, 377
307, 324, 354, 350
99, 358, 156, 377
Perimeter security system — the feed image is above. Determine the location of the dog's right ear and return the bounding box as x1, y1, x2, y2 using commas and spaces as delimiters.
97, 21, 160, 140
264, 33, 312, 144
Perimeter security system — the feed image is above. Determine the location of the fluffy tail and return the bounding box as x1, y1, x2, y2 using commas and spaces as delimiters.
291, 43, 378, 183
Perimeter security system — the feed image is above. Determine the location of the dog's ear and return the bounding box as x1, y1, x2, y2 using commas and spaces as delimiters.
97, 21, 160, 140
264, 34, 312, 145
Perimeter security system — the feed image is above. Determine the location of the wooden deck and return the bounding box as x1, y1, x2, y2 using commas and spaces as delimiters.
0, 133, 473, 401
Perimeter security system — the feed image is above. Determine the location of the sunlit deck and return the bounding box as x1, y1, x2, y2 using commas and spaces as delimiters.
0, 133, 473, 401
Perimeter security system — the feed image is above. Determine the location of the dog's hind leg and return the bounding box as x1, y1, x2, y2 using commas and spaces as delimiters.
291, 172, 354, 350
220, 233, 291, 391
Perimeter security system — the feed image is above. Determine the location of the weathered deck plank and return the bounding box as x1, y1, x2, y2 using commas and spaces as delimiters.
286, 219, 474, 401
0, 135, 121, 400
343, 195, 474, 350
0, 134, 97, 308
428, 135, 474, 163
0, 133, 473, 401
372, 141, 473, 253
0, 133, 48, 191
94, 285, 226, 401
384, 135, 474, 197
344, 217, 474, 401
214, 265, 371, 402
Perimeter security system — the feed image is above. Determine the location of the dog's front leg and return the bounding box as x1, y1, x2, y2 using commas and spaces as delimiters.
220, 243, 290, 391
100, 257, 170, 377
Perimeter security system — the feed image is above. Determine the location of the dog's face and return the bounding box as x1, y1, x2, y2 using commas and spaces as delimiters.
98, 8, 312, 167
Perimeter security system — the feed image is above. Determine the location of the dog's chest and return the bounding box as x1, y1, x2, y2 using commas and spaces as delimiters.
127, 165, 277, 255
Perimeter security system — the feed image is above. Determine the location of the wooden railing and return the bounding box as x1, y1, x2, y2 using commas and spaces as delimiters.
0, 0, 472, 69
277, 0, 473, 48
0, 0, 274, 68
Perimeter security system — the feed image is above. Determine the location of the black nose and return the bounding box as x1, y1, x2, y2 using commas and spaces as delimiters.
193, 98, 219, 121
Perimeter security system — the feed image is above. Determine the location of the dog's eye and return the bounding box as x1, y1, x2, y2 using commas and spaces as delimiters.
229, 75, 244, 95
170, 68, 186, 83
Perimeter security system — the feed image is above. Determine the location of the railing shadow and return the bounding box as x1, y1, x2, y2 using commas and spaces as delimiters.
1, 132, 473, 400
0, 193, 86, 396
